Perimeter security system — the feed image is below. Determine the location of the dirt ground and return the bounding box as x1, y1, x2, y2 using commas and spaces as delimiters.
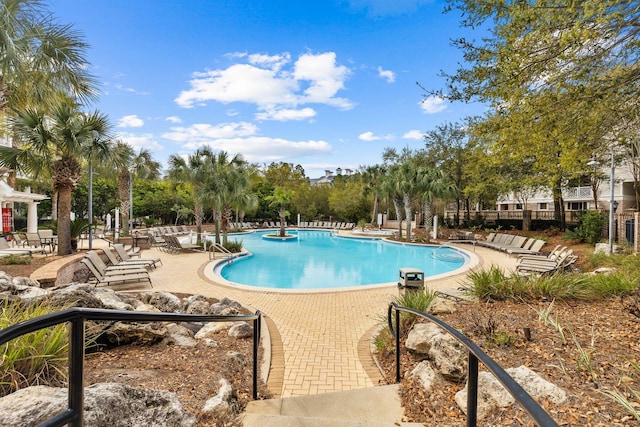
5, 231, 640, 426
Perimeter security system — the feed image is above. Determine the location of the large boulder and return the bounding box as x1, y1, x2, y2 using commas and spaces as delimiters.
455, 366, 566, 420
202, 379, 235, 418
228, 322, 253, 339
194, 321, 234, 339
411, 360, 439, 391
164, 323, 197, 347
209, 297, 243, 316
103, 321, 168, 346
139, 291, 182, 313
405, 323, 442, 355
0, 383, 196, 427
428, 331, 467, 382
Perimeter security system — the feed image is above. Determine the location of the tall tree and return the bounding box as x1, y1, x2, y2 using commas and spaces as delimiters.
266, 187, 294, 238
167, 148, 212, 242
1, 101, 113, 254
113, 142, 161, 235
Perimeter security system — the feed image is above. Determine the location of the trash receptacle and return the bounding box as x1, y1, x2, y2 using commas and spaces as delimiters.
398, 268, 424, 294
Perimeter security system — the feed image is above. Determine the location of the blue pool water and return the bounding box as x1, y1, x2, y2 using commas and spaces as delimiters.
213, 230, 469, 290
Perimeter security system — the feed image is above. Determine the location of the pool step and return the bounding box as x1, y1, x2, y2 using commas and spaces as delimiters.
241, 385, 423, 426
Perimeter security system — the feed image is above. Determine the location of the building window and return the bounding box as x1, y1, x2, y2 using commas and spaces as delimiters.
539, 203, 547, 210
515, 203, 522, 210
567, 202, 586, 211
500, 204, 509, 211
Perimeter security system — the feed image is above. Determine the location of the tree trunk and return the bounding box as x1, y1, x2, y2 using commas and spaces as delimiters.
213, 210, 221, 244
455, 197, 461, 227
552, 183, 566, 230
371, 195, 379, 224
57, 186, 73, 255
279, 206, 286, 237
118, 172, 131, 236
392, 195, 404, 239
403, 193, 413, 241
51, 188, 59, 221
423, 202, 433, 243
194, 202, 204, 244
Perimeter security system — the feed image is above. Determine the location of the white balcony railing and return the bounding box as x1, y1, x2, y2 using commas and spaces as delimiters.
562, 186, 593, 200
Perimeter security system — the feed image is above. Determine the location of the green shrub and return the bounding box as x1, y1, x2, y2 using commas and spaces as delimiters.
566, 211, 605, 245
0, 255, 31, 265
1, 300, 69, 396
393, 289, 437, 329
223, 239, 243, 253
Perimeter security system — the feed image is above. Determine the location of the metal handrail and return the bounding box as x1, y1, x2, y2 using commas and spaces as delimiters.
0, 307, 262, 427
388, 302, 558, 427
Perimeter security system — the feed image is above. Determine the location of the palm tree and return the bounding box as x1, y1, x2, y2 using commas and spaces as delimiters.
394, 161, 422, 241
1, 101, 113, 254
167, 147, 215, 243
0, 1, 98, 191
418, 168, 454, 242
360, 164, 385, 224
377, 166, 405, 239
113, 142, 161, 235
200, 151, 246, 245
266, 187, 294, 237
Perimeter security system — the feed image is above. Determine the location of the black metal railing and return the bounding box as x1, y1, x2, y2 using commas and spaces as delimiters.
0, 307, 262, 427
388, 302, 558, 427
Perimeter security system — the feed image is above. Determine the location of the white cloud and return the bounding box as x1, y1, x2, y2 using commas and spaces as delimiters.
358, 131, 393, 141
293, 52, 352, 108
255, 107, 316, 121
165, 116, 182, 124
162, 122, 331, 162
403, 130, 423, 139
377, 66, 395, 83
175, 51, 353, 114
116, 132, 163, 151
162, 122, 258, 143
117, 114, 144, 128
419, 96, 448, 114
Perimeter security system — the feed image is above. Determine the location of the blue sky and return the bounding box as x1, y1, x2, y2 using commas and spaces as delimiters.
50, 0, 484, 178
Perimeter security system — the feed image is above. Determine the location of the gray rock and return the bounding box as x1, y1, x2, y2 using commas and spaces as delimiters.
0, 383, 196, 427
139, 291, 182, 312
405, 323, 442, 355
455, 371, 514, 420
186, 300, 210, 314
164, 323, 197, 347
194, 322, 234, 339
411, 361, 438, 391
428, 332, 467, 381
428, 297, 457, 315
455, 366, 566, 420
103, 321, 168, 346
202, 379, 235, 417
228, 322, 253, 339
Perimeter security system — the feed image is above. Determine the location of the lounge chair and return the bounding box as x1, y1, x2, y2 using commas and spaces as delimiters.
113, 243, 162, 267
81, 258, 152, 287
102, 247, 155, 270
507, 239, 547, 255
0, 238, 41, 256
85, 251, 149, 275
164, 235, 204, 253
516, 250, 576, 274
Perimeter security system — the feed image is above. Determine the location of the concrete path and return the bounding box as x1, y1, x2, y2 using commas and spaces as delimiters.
108, 239, 517, 398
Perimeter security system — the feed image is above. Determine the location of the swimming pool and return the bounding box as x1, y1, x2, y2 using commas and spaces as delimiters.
212, 230, 469, 290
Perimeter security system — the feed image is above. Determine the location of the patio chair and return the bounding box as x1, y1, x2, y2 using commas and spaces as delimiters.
37, 229, 57, 253
81, 258, 152, 288
102, 247, 155, 270
516, 250, 576, 275
85, 251, 149, 275
507, 239, 547, 255
113, 243, 162, 268
0, 238, 38, 256
11, 233, 28, 247
164, 235, 204, 253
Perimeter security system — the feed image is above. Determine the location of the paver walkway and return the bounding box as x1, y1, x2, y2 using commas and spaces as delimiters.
110, 240, 517, 398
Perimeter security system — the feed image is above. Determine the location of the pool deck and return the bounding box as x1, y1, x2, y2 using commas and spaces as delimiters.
89, 236, 517, 398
